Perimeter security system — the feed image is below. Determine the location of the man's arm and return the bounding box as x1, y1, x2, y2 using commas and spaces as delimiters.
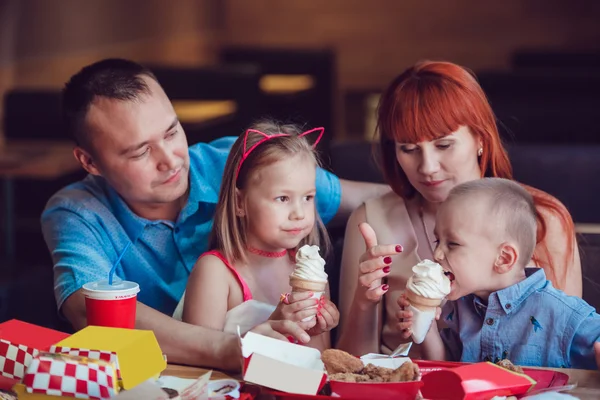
333, 179, 391, 224
63, 290, 310, 371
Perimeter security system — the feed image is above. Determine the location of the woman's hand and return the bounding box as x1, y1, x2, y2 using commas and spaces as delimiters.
269, 291, 319, 327
307, 295, 340, 336
356, 222, 403, 306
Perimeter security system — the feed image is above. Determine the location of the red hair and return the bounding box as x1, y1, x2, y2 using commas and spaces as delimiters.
376, 60, 575, 289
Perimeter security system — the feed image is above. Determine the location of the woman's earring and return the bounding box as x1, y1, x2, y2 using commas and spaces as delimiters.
478, 148, 483, 157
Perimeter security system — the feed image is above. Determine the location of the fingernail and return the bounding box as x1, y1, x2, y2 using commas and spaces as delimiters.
287, 335, 298, 344
309, 292, 314, 296
383, 266, 391, 273
396, 245, 403, 253
382, 284, 389, 291
383, 256, 392, 264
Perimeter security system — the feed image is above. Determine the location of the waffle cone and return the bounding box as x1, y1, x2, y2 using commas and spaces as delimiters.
406, 290, 443, 311
289, 276, 327, 292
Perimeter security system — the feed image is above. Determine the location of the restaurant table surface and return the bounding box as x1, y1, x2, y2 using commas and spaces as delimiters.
164, 363, 600, 399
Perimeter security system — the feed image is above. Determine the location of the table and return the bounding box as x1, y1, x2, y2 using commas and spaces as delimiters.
0, 140, 81, 263
164, 364, 600, 399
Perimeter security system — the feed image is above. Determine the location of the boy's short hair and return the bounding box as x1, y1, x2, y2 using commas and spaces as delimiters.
448, 178, 537, 267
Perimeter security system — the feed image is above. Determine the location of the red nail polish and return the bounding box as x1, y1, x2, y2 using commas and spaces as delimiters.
382, 284, 389, 291
383, 256, 392, 264
383, 266, 391, 273
396, 245, 403, 253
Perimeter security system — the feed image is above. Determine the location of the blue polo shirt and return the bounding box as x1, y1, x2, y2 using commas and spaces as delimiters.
41, 136, 341, 316
441, 268, 600, 369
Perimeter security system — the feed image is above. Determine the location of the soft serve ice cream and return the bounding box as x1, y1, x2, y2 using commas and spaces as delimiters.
405, 259, 451, 344
289, 245, 328, 321
290, 245, 328, 283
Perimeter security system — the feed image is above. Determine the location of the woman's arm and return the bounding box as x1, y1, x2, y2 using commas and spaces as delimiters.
336, 204, 382, 355
182, 255, 232, 330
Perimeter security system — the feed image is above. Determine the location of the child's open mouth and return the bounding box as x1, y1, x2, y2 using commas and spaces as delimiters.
444, 270, 456, 284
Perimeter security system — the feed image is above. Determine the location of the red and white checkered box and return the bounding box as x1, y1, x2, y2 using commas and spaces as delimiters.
22, 353, 118, 400
0, 339, 39, 379
50, 346, 122, 380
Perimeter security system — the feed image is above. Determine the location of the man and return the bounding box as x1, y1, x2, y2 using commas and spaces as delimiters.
41, 58, 389, 370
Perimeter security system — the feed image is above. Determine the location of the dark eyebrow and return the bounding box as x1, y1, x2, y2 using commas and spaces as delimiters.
120, 117, 179, 156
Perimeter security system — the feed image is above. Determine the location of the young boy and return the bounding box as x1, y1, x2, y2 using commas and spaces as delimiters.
412, 177, 600, 370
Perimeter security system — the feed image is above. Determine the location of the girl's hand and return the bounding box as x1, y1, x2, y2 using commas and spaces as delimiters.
307, 295, 340, 336
270, 291, 320, 327
396, 292, 442, 339
356, 222, 403, 305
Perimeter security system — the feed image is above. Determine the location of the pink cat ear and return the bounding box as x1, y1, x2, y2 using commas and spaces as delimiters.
298, 127, 325, 148
241, 129, 270, 157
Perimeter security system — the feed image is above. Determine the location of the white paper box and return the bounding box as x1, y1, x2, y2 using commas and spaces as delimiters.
360, 342, 413, 369
239, 331, 326, 395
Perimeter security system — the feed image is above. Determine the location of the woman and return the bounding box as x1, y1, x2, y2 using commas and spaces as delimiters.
336, 61, 582, 357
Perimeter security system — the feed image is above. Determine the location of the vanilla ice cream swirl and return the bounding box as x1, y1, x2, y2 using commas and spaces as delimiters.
290, 245, 328, 282
406, 259, 451, 299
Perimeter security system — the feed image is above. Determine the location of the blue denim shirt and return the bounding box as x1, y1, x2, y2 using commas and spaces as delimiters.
441, 268, 600, 370
41, 137, 341, 316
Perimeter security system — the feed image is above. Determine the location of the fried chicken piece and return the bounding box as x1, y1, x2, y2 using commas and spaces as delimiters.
362, 363, 394, 382
329, 373, 373, 383
496, 359, 524, 374
388, 361, 421, 382
322, 349, 364, 375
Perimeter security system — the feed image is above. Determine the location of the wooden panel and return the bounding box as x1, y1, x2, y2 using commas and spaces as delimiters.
222, 0, 600, 90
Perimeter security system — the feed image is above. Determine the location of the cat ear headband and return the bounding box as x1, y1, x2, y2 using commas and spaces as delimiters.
235, 127, 324, 181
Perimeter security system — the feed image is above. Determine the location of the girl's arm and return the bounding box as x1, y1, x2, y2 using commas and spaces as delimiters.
336, 204, 384, 355
182, 255, 232, 330
421, 323, 447, 361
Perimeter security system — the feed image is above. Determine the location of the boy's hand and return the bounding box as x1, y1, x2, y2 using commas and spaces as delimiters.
595, 341, 600, 371
307, 296, 340, 336
270, 291, 319, 328
396, 292, 442, 339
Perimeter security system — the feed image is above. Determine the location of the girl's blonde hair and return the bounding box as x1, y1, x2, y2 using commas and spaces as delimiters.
210, 119, 331, 264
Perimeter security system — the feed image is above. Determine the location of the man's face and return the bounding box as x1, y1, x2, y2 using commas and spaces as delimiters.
81, 76, 190, 208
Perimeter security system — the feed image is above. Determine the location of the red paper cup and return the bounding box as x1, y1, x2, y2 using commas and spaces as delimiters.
82, 280, 140, 329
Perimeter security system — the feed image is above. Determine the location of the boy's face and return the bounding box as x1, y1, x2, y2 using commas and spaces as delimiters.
433, 196, 501, 301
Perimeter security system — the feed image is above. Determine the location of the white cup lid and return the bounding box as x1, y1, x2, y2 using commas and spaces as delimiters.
82, 280, 139, 299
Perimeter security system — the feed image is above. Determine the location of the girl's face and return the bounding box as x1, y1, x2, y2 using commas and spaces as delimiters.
395, 125, 482, 204
238, 153, 317, 252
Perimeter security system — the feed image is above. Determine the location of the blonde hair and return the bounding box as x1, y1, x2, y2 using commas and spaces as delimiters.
210, 119, 331, 264
447, 177, 537, 268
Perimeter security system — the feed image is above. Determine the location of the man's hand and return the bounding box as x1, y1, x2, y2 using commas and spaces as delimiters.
250, 320, 311, 344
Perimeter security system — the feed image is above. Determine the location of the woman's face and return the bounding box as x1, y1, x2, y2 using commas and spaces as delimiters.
395, 125, 482, 204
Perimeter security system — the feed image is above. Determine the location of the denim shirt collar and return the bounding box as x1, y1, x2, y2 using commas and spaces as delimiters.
471, 268, 547, 316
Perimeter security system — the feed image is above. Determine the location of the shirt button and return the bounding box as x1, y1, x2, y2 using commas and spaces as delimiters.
505, 303, 512, 309
486, 318, 494, 326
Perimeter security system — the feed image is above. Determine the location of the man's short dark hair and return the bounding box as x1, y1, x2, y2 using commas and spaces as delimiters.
62, 58, 158, 149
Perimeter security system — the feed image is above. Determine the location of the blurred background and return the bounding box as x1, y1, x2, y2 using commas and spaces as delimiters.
0, 0, 599, 330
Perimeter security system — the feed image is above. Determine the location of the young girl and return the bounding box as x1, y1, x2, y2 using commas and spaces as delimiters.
173, 120, 339, 350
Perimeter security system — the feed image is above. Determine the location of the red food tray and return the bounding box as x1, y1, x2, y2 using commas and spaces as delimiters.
248, 360, 570, 400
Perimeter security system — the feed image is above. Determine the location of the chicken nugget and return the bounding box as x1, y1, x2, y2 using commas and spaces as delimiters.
388, 361, 421, 382
496, 359, 524, 374
322, 349, 364, 374
362, 363, 394, 381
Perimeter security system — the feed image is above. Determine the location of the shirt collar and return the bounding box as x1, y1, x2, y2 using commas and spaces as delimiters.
491, 268, 547, 314
106, 183, 150, 242
177, 151, 219, 222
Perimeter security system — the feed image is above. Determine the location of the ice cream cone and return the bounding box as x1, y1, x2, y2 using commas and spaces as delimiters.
289, 276, 327, 322
406, 290, 441, 344
289, 276, 327, 293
